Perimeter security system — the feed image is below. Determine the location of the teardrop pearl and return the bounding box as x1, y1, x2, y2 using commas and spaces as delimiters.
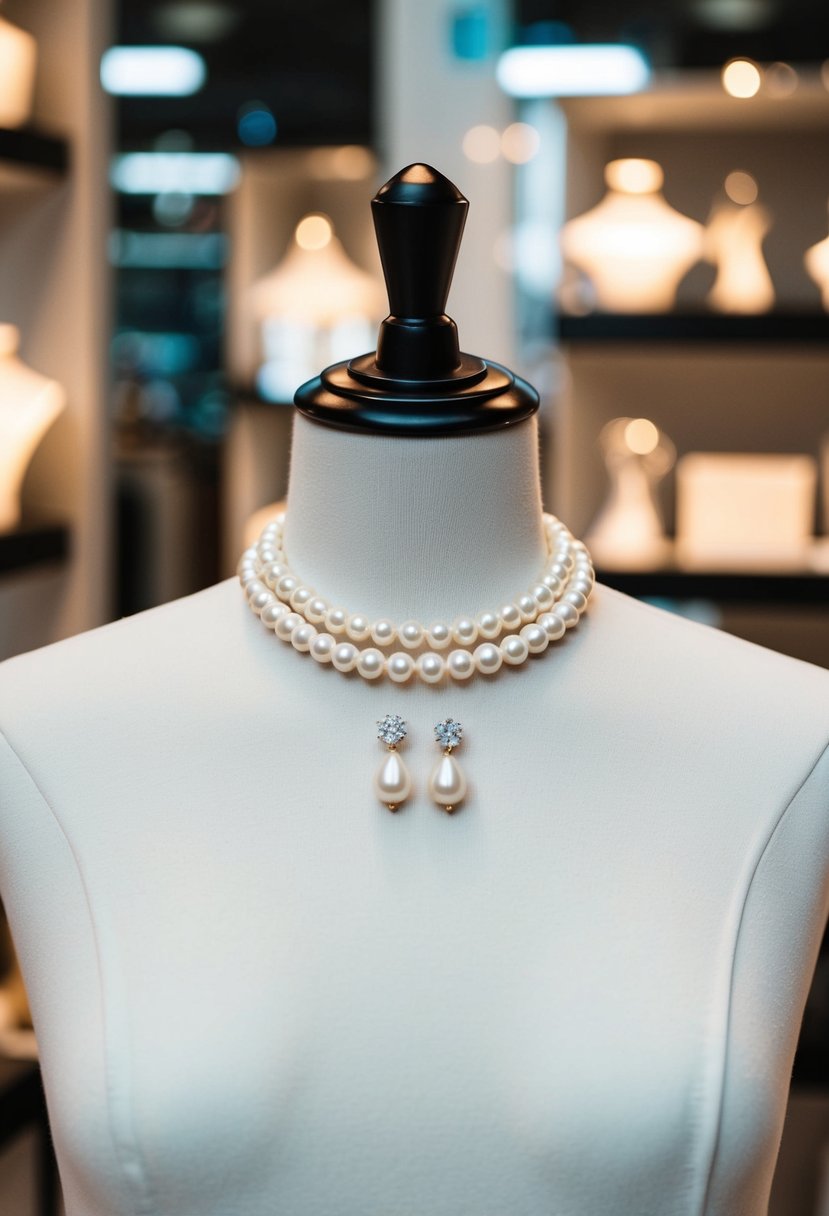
428, 752, 467, 813
374, 750, 412, 811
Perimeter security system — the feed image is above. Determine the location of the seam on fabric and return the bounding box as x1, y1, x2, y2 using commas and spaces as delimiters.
697, 734, 829, 1216
0, 724, 155, 1216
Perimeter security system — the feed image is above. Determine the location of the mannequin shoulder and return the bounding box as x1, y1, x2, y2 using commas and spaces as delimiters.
575, 585, 829, 787
588, 582, 829, 713
0, 577, 248, 731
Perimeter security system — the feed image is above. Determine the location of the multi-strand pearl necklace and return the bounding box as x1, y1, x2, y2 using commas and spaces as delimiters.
238, 512, 594, 683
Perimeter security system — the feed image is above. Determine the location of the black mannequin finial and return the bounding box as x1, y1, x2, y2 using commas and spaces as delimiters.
293, 163, 539, 437
372, 164, 467, 380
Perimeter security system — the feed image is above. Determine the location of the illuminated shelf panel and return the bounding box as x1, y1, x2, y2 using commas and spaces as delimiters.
556, 312, 829, 345
0, 127, 69, 191
0, 518, 70, 577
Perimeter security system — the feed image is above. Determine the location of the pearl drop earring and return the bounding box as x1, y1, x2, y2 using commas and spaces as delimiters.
429, 719, 468, 813
374, 715, 412, 812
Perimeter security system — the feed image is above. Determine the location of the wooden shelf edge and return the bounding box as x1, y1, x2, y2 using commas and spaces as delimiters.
597, 566, 829, 605
0, 126, 69, 178
0, 520, 71, 577
556, 312, 829, 345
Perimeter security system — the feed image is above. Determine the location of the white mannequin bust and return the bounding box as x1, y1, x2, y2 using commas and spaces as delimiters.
1, 158, 828, 1214
0, 323, 66, 531
0, 409, 828, 1215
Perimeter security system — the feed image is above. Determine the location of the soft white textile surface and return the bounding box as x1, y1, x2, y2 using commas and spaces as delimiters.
0, 416, 827, 1216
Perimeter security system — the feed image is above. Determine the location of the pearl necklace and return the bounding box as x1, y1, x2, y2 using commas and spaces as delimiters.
238, 513, 594, 683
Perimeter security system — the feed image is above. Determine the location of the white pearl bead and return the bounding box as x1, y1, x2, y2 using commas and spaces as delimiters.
416, 652, 445, 683
563, 589, 587, 613
371, 618, 397, 646
250, 589, 274, 613
276, 574, 298, 601
260, 601, 288, 629
452, 616, 478, 646
531, 583, 554, 610
426, 622, 451, 649
474, 641, 503, 674
275, 611, 303, 641
237, 547, 257, 573
290, 585, 315, 612
476, 610, 501, 639
386, 651, 415, 683
542, 573, 563, 594
428, 752, 467, 809
570, 575, 593, 597
356, 647, 385, 680
517, 593, 537, 623
245, 578, 266, 600
331, 641, 358, 672
550, 562, 568, 579
305, 596, 329, 624
499, 603, 522, 631
520, 623, 549, 654
263, 562, 289, 588
324, 607, 348, 635
554, 602, 579, 628
346, 614, 371, 643
310, 632, 335, 663
399, 620, 424, 649
537, 611, 566, 641
501, 634, 529, 665
447, 649, 474, 680
291, 622, 317, 652
374, 750, 412, 806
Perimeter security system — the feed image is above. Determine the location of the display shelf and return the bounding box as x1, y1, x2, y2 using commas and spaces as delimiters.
0, 127, 69, 192
556, 312, 829, 345
596, 565, 829, 605
558, 78, 829, 133
0, 519, 70, 577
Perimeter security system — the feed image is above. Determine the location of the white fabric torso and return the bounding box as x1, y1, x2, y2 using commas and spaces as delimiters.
1, 568, 828, 1216
3, 413, 829, 1215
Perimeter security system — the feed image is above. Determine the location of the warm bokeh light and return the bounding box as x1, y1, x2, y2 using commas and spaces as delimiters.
306, 146, 375, 180
624, 417, 660, 455
501, 122, 540, 164
724, 170, 758, 205
605, 158, 663, 194
722, 58, 761, 99
0, 16, 36, 126
462, 125, 501, 164
764, 61, 798, 97
295, 213, 333, 251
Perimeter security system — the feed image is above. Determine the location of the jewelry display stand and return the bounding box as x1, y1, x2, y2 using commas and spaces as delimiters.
0, 165, 827, 1216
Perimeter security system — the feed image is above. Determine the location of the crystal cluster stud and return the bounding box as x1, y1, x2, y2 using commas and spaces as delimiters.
377, 714, 408, 747
434, 718, 463, 751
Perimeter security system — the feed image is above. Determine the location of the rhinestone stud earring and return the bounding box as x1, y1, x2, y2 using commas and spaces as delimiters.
429, 719, 467, 813
374, 714, 412, 812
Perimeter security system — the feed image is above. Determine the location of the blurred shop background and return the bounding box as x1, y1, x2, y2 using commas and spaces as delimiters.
1, 0, 829, 1211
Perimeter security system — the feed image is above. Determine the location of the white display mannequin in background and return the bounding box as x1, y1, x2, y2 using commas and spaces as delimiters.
0, 323, 66, 531
1, 160, 828, 1215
